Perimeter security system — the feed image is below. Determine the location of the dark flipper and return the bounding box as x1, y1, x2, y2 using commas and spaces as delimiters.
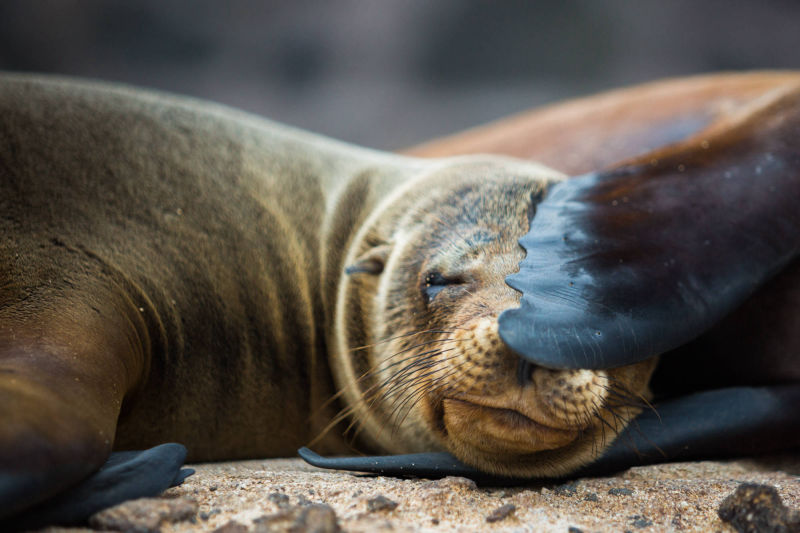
499, 87, 800, 369
3, 444, 192, 531
299, 447, 489, 481
579, 385, 800, 475
299, 385, 800, 485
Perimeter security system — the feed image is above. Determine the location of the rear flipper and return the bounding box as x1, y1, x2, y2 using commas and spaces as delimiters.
299, 385, 800, 485
3, 444, 192, 531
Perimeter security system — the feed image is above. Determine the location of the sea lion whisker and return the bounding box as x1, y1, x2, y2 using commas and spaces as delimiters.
361, 351, 447, 400
358, 339, 458, 383
591, 407, 623, 448
314, 349, 441, 416
349, 328, 463, 352
421, 361, 472, 397
312, 340, 457, 419
370, 350, 445, 382
378, 352, 461, 406
326, 354, 453, 443
376, 339, 464, 371
598, 382, 659, 419
610, 411, 668, 462
600, 403, 631, 436
389, 337, 463, 357
380, 355, 465, 411
592, 386, 636, 409
378, 349, 457, 391
593, 406, 608, 455
357, 354, 460, 431
337, 339, 462, 402
388, 367, 463, 430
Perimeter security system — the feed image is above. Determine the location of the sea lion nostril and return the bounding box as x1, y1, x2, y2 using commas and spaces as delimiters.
517, 359, 536, 386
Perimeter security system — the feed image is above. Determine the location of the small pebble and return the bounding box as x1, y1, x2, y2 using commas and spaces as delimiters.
608, 487, 634, 496
297, 504, 341, 533
584, 493, 599, 502
568, 527, 584, 533
718, 483, 800, 533
430, 476, 478, 491
554, 483, 578, 496
253, 503, 340, 533
632, 517, 653, 528
269, 492, 290, 508
485, 503, 516, 523
367, 495, 399, 512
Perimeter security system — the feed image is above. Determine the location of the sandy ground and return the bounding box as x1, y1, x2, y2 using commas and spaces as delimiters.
43, 453, 799, 533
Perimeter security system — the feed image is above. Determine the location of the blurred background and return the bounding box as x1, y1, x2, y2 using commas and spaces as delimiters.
1, 0, 799, 150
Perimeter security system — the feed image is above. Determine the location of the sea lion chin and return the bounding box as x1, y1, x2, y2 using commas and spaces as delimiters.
331, 157, 659, 477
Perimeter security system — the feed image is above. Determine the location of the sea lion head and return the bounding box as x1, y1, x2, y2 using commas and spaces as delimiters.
332, 156, 658, 477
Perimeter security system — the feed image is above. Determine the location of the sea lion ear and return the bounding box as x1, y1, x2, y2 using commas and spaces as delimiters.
345, 243, 392, 275
499, 85, 800, 370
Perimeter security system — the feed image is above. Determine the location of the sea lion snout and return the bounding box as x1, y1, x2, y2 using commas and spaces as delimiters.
442, 317, 604, 439
436, 314, 657, 475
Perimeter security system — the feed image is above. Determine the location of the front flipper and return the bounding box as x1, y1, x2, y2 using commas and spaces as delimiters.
299, 385, 800, 484
0, 293, 150, 522
4, 444, 193, 531
499, 86, 800, 369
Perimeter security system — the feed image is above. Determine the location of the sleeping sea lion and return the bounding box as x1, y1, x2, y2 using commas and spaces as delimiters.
0, 73, 654, 526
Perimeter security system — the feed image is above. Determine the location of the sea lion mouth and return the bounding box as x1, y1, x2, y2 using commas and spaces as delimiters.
441, 397, 580, 455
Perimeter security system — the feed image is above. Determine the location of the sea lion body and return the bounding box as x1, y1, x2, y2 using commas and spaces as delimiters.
3, 74, 615, 488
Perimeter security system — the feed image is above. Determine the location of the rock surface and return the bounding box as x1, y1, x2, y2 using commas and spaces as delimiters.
46, 454, 799, 532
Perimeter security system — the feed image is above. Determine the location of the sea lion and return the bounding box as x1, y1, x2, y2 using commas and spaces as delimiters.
0, 73, 655, 526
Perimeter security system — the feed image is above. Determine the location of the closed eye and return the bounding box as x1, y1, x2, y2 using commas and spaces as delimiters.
422, 271, 462, 305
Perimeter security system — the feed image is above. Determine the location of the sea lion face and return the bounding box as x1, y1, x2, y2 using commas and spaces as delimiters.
335, 158, 658, 477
